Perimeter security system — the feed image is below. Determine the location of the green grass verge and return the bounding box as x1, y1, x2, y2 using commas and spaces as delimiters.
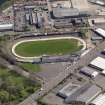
20, 63, 41, 73
15, 39, 82, 57
0, 67, 41, 105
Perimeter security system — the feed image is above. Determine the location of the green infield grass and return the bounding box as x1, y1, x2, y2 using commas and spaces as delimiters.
15, 39, 83, 57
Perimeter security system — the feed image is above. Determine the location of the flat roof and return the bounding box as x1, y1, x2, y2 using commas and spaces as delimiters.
80, 67, 98, 77
101, 69, 105, 74
77, 85, 101, 103
53, 7, 79, 18
88, 0, 105, 5
90, 57, 105, 70
92, 94, 105, 105
65, 83, 101, 104
0, 24, 13, 30
96, 0, 105, 5
58, 83, 80, 98
95, 28, 105, 38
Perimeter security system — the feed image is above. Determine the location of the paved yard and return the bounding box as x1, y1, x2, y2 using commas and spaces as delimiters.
37, 62, 66, 81
42, 92, 65, 105
94, 74, 105, 90
51, 0, 71, 8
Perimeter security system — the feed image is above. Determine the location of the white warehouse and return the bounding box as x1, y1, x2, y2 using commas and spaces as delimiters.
91, 93, 105, 105
0, 24, 13, 31
90, 57, 105, 71
88, 0, 105, 6
95, 28, 105, 38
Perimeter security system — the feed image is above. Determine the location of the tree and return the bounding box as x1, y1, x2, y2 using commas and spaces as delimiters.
19, 90, 28, 98
26, 86, 34, 93
0, 90, 9, 103
10, 94, 16, 101
79, 29, 88, 38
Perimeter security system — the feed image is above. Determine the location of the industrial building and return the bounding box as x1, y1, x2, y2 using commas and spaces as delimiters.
25, 10, 37, 25
52, 6, 90, 19
91, 93, 105, 105
53, 18, 86, 28
50, 5, 89, 28
0, 24, 13, 31
95, 28, 105, 38
64, 83, 101, 105
37, 12, 43, 28
0, 13, 14, 31
80, 67, 98, 78
91, 18, 105, 25
58, 83, 80, 98
13, 5, 26, 32
101, 49, 105, 55
101, 70, 105, 75
53, 19, 72, 28
52, 7, 79, 18
25, 9, 43, 28
91, 36, 103, 41
32, 12, 37, 25
25, 13, 30, 21
58, 82, 101, 105
88, 0, 105, 6
89, 57, 105, 71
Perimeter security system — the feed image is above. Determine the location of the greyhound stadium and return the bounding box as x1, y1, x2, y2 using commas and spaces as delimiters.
11, 36, 86, 62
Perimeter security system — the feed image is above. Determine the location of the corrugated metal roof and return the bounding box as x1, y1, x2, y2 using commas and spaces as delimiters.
95, 28, 105, 38
90, 57, 105, 70
88, 0, 105, 5
53, 7, 79, 18
0, 24, 13, 30
58, 83, 80, 98
80, 67, 98, 78
65, 83, 101, 104
92, 94, 105, 105
77, 85, 101, 103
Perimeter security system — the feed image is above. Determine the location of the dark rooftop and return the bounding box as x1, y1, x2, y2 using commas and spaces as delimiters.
65, 83, 101, 104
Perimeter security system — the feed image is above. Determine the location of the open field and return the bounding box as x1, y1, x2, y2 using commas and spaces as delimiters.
0, 67, 40, 105
14, 39, 82, 57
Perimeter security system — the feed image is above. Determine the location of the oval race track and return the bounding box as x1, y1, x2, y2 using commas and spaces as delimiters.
12, 36, 87, 62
